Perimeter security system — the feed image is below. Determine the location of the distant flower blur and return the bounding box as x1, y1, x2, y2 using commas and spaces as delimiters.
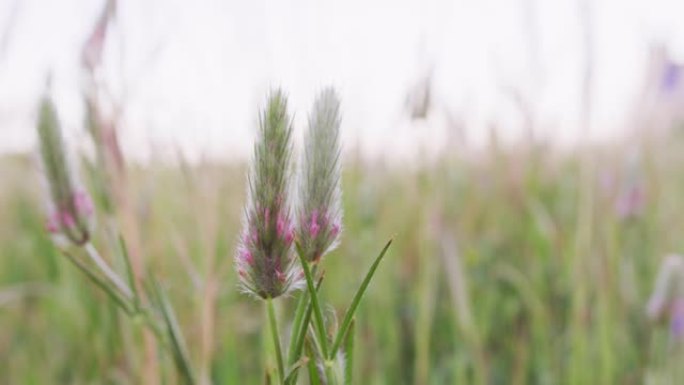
615, 183, 645, 220
661, 62, 681, 94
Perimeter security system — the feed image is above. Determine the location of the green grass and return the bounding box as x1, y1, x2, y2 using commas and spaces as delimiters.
1, 135, 683, 384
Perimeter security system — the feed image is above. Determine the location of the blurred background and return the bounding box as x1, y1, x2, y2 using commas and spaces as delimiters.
3, 0, 684, 383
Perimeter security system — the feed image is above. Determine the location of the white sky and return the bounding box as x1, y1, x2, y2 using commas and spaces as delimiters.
1, 0, 684, 163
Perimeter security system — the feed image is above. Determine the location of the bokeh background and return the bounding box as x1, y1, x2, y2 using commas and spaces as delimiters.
3, 0, 684, 384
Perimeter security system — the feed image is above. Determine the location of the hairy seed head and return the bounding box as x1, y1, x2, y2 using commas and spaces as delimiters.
297, 88, 343, 263
236, 90, 301, 299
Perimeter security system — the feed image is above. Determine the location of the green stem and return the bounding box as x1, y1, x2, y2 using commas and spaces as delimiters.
298, 255, 329, 358
85, 242, 133, 299
287, 287, 309, 366
267, 298, 285, 383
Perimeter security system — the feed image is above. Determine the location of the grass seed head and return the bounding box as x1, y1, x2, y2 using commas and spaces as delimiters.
236, 90, 302, 299
297, 88, 343, 263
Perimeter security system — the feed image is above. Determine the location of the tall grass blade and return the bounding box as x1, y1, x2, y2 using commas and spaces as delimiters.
149, 276, 197, 385
330, 239, 392, 358
297, 246, 329, 358
62, 249, 133, 314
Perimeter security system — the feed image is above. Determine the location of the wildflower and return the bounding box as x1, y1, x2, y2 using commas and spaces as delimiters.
297, 88, 343, 263
37, 96, 95, 247
236, 90, 301, 299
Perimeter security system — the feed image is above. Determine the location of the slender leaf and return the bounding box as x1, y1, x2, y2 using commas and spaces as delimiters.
287, 275, 324, 385
343, 319, 355, 385
297, 246, 329, 358
330, 239, 392, 358
62, 250, 133, 314
118, 235, 140, 309
306, 339, 322, 385
149, 276, 197, 385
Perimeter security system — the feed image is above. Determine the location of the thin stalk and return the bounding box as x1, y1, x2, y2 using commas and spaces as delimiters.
287, 274, 324, 385
297, 254, 329, 358
85, 242, 133, 299
62, 249, 133, 314
287, 287, 310, 365
267, 298, 285, 383
306, 339, 322, 385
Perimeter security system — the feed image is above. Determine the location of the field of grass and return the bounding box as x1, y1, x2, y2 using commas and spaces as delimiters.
2, 133, 684, 384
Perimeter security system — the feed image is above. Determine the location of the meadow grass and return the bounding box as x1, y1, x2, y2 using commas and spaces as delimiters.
1, 134, 683, 384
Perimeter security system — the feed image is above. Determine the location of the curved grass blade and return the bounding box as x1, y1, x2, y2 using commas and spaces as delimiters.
287, 286, 309, 365
62, 249, 133, 315
343, 319, 355, 385
149, 275, 197, 385
330, 239, 392, 358
296, 246, 329, 358
286, 275, 324, 385
118, 235, 141, 310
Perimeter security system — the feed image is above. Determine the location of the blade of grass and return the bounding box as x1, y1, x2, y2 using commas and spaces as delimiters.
287, 286, 309, 365
84, 242, 133, 299
343, 319, 355, 385
118, 235, 141, 309
287, 275, 324, 385
62, 249, 133, 315
149, 276, 197, 385
297, 247, 329, 358
306, 339, 322, 385
330, 239, 392, 358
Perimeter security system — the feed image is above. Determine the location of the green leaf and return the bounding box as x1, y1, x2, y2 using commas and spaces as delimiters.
62, 250, 133, 315
344, 319, 355, 385
149, 276, 197, 385
296, 244, 329, 358
306, 339, 322, 385
330, 239, 392, 358
287, 287, 309, 366
118, 236, 140, 310
286, 275, 324, 385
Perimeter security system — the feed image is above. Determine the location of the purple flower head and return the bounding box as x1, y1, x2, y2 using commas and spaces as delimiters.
235, 90, 302, 299
296, 88, 343, 263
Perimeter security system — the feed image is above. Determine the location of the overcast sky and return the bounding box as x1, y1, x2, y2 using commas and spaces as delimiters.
1, 0, 684, 162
